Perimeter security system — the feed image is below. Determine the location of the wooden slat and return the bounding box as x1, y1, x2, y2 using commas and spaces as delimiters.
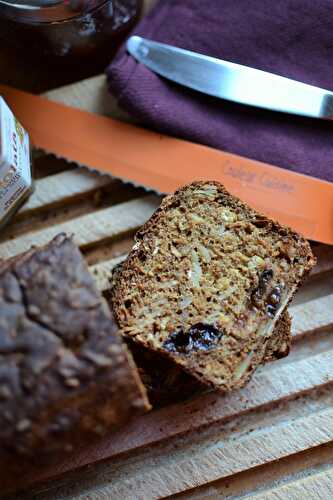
69, 407, 333, 499
180, 442, 333, 499
25, 349, 333, 488
0, 195, 160, 259
249, 467, 333, 499
311, 244, 333, 277
290, 294, 333, 340
44, 75, 132, 123
89, 255, 127, 292
18, 169, 111, 215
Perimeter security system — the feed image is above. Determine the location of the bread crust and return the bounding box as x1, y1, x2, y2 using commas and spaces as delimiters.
0, 234, 150, 467
112, 181, 315, 391
264, 310, 291, 362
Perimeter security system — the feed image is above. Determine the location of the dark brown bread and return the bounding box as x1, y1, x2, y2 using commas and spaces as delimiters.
0, 234, 150, 463
112, 262, 292, 406
128, 310, 291, 408
112, 181, 315, 392
128, 339, 204, 407
264, 309, 291, 362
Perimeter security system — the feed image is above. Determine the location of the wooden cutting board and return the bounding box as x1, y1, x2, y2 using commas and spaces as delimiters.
0, 74, 332, 499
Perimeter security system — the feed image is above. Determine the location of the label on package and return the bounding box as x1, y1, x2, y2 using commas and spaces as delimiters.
0, 96, 32, 221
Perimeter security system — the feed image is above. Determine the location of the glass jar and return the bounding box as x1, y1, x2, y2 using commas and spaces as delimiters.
0, 0, 142, 90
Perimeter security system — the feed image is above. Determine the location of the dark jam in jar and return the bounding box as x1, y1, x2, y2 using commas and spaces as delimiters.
0, 0, 142, 90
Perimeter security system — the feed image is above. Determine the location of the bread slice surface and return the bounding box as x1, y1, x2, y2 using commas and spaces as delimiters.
112, 181, 315, 390
127, 309, 291, 407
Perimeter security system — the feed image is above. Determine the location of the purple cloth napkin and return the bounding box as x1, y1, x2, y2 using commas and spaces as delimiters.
107, 0, 333, 183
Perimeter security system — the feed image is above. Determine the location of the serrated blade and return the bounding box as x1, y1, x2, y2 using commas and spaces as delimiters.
0, 84, 332, 245
35, 147, 163, 195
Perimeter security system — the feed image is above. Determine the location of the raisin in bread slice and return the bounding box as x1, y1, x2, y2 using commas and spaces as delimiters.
112, 263, 291, 406
112, 182, 315, 391
128, 310, 291, 407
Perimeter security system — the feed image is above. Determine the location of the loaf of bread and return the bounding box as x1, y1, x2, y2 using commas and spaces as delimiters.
112, 181, 315, 392
0, 234, 150, 463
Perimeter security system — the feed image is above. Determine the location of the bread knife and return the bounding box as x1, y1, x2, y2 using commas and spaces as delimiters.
0, 84, 332, 245
127, 36, 333, 120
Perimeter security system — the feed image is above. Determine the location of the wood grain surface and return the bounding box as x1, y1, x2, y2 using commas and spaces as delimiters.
1, 109, 332, 500
1, 1, 333, 496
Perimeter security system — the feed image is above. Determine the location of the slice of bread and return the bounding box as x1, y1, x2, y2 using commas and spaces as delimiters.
112, 262, 291, 405
112, 181, 315, 391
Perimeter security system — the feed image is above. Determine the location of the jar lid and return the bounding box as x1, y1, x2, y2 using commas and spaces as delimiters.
0, 0, 108, 22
